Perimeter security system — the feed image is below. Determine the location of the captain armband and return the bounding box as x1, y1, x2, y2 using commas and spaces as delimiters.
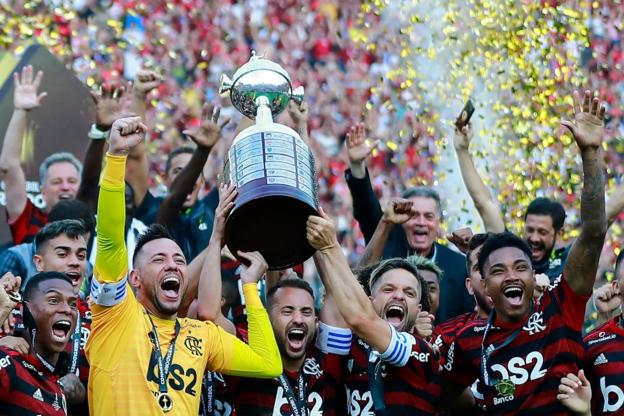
90, 277, 128, 306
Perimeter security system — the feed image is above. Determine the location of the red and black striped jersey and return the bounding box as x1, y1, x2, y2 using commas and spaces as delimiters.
226, 345, 345, 416
3, 299, 91, 415
0, 347, 67, 415
432, 311, 481, 366
344, 335, 441, 415
584, 315, 624, 415
444, 277, 588, 415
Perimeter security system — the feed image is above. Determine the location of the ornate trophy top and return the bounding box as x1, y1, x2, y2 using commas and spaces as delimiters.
220, 52, 304, 119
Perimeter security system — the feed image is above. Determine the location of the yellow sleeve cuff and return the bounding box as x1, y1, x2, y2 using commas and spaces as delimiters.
102, 153, 127, 188
242, 283, 262, 308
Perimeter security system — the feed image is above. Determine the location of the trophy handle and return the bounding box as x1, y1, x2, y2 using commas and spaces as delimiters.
219, 74, 233, 97
290, 86, 305, 105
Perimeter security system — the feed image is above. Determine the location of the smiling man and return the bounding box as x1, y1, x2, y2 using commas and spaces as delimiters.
307, 211, 440, 415
0, 271, 78, 415
0, 219, 92, 414
442, 90, 607, 414
86, 116, 281, 415
344, 123, 471, 322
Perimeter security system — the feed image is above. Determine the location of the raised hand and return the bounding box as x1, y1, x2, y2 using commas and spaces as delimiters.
447, 227, 474, 254
557, 370, 591, 415
212, 183, 238, 243
182, 103, 230, 149
0, 272, 21, 312
306, 208, 339, 252
593, 282, 621, 314
133, 69, 161, 97
288, 101, 309, 126
453, 122, 474, 151
0, 336, 29, 354
13, 65, 47, 111
382, 198, 416, 225
561, 90, 606, 150
108, 116, 148, 156
414, 311, 435, 338
237, 251, 268, 284
346, 123, 379, 166
91, 83, 132, 131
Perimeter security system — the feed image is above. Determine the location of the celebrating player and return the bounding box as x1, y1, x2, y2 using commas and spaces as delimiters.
0, 271, 77, 415
307, 209, 440, 414
583, 250, 624, 415
86, 116, 282, 415
443, 90, 607, 414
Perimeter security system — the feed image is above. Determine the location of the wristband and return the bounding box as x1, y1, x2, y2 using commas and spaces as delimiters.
88, 124, 109, 140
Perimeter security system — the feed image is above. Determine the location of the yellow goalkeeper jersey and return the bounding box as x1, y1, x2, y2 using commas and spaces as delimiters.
86, 154, 281, 415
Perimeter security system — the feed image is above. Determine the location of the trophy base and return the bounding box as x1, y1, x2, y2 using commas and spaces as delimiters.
224, 194, 319, 270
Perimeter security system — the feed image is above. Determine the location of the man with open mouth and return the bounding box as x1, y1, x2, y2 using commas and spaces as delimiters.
0, 271, 78, 415
86, 115, 282, 415
0, 218, 92, 415
442, 90, 607, 415
224, 274, 351, 416
307, 210, 440, 415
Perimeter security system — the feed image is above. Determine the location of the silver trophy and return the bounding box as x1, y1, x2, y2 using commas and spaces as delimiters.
220, 53, 318, 270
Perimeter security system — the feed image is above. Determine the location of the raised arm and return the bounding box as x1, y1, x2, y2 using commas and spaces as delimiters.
561, 90, 608, 296
453, 122, 505, 233
156, 103, 229, 227
307, 210, 392, 353
196, 184, 237, 335
606, 181, 624, 227
77, 84, 130, 211
215, 251, 282, 378
358, 198, 416, 268
287, 101, 310, 145
93, 117, 147, 288
0, 66, 47, 222
126, 69, 160, 207
344, 123, 383, 241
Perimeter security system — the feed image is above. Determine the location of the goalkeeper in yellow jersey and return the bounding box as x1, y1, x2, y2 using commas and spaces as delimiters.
85, 116, 282, 415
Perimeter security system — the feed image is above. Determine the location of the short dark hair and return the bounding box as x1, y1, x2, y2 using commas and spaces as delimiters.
401, 187, 443, 219
165, 146, 194, 175
525, 197, 566, 232
133, 224, 177, 266
466, 232, 496, 270
368, 258, 431, 312
353, 264, 376, 296
266, 278, 315, 308
477, 232, 533, 277
48, 199, 95, 233
23, 271, 73, 301
34, 219, 87, 254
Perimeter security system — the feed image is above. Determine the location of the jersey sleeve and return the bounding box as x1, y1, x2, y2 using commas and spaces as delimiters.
205, 284, 282, 378
0, 349, 14, 392
547, 276, 590, 331
90, 154, 130, 310
316, 321, 352, 355
379, 324, 415, 367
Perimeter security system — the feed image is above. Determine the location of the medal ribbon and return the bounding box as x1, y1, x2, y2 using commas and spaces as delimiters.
200, 372, 214, 416
146, 313, 181, 397
480, 303, 533, 387
277, 373, 307, 416
69, 314, 81, 374
366, 347, 387, 415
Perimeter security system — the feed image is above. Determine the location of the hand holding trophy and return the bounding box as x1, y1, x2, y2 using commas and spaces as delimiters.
220, 53, 318, 270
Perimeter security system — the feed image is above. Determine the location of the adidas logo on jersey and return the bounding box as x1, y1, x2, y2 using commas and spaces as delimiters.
594, 353, 609, 366
33, 389, 44, 401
